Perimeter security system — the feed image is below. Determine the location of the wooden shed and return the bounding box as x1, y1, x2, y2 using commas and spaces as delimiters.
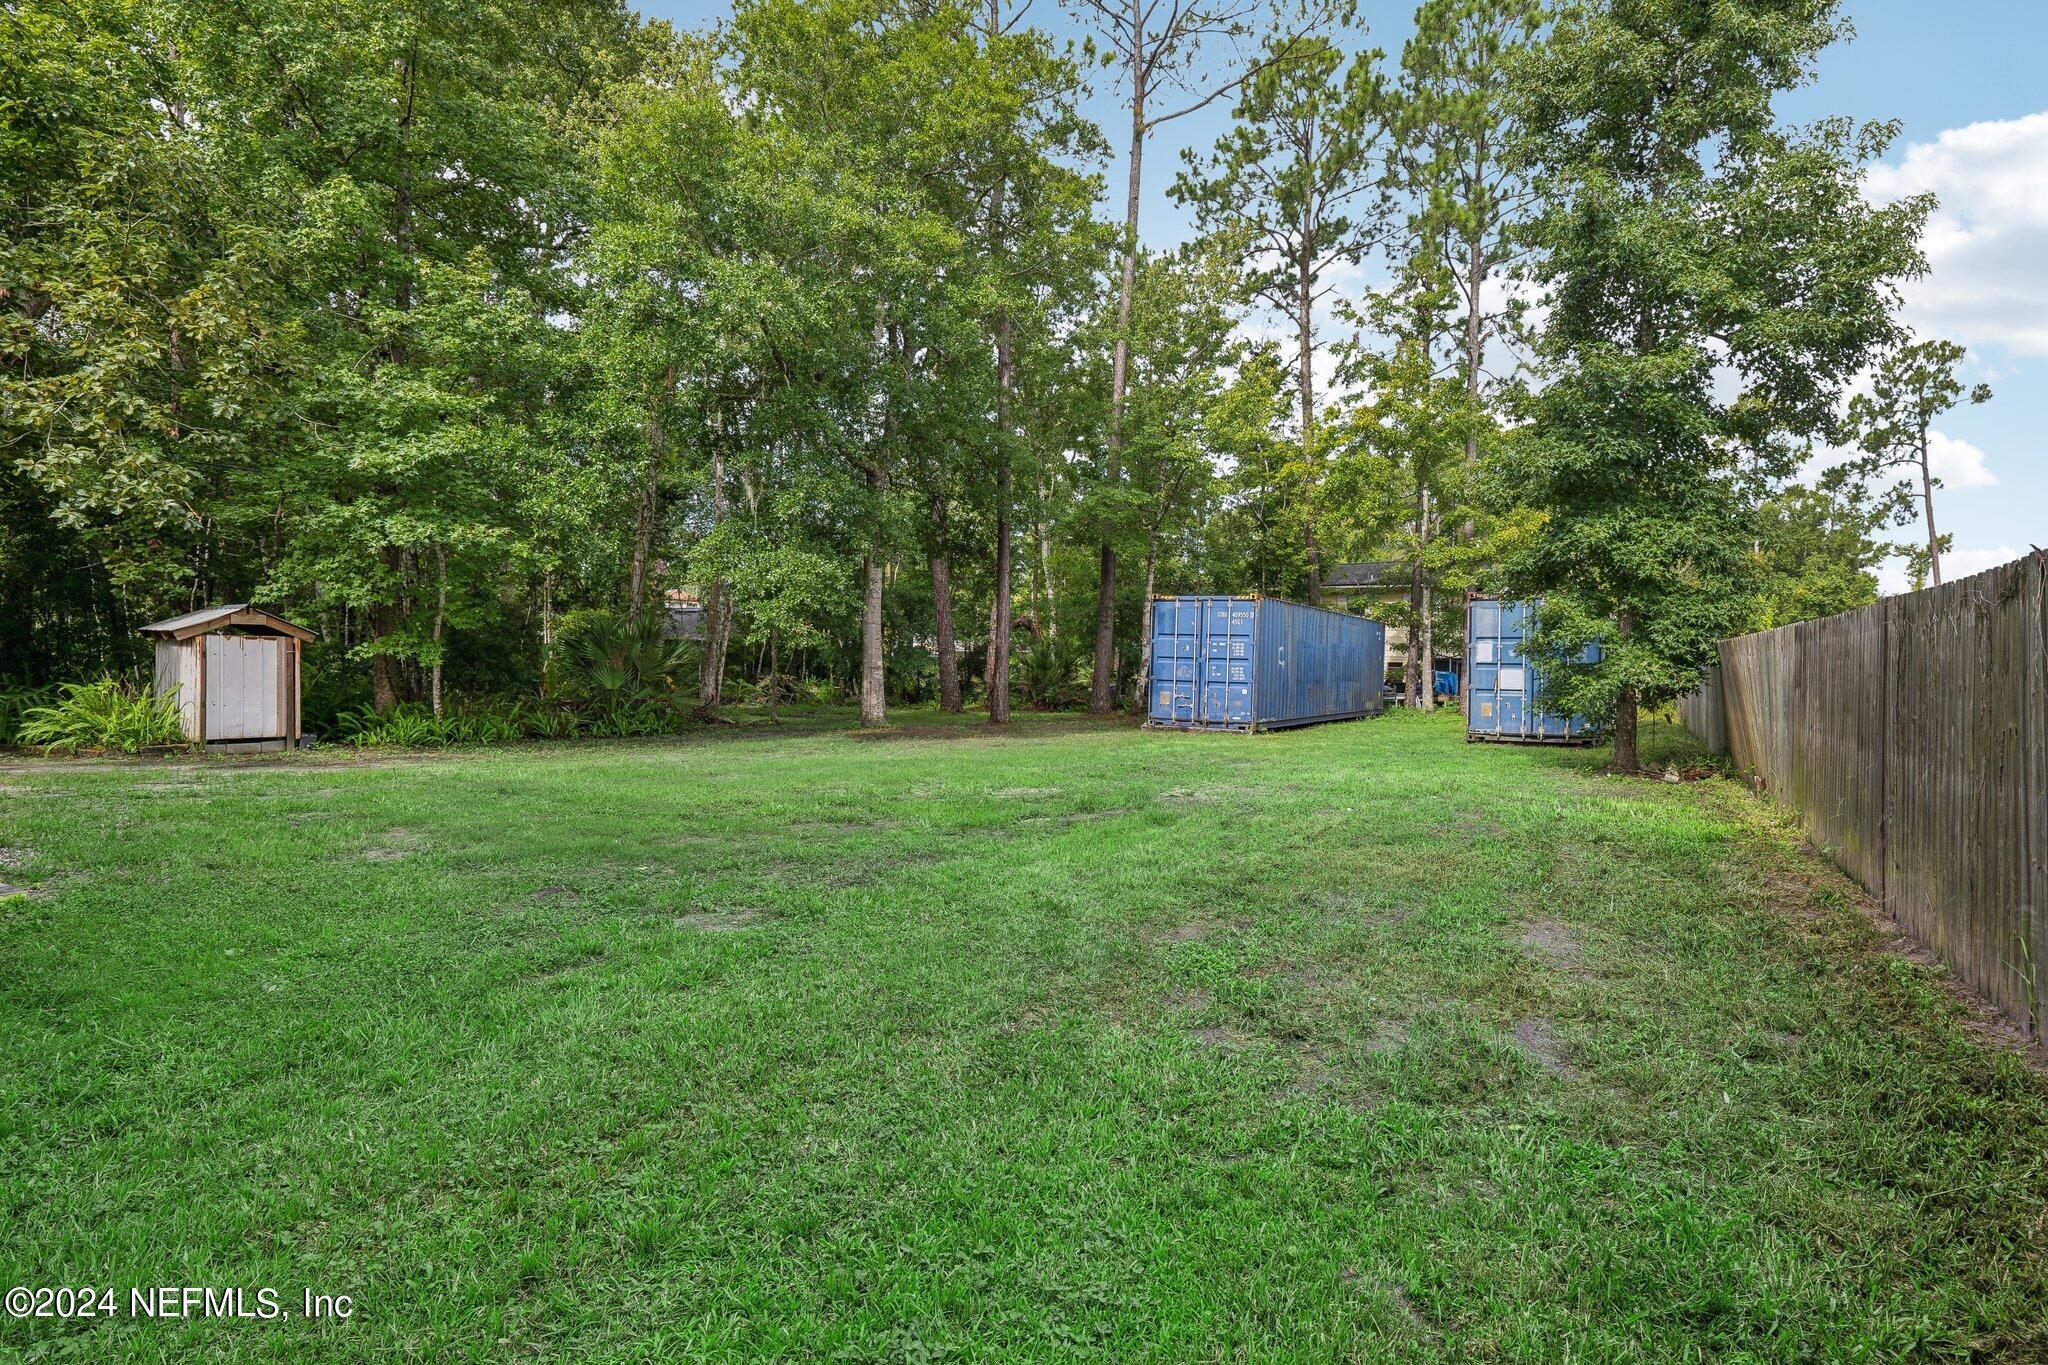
140, 605, 314, 751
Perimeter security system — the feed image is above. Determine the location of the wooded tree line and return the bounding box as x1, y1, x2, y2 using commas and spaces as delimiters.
3, 0, 1966, 757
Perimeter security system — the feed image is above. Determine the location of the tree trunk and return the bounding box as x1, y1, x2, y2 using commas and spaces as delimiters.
860, 468, 888, 728
1091, 70, 1145, 715
625, 463, 659, 626
371, 544, 404, 714
1298, 260, 1323, 606
989, 312, 1014, 725
1611, 606, 1637, 771
860, 550, 886, 728
429, 545, 447, 719
1133, 530, 1160, 713
930, 486, 961, 713
1462, 132, 1488, 475
539, 569, 558, 697
1089, 543, 1119, 713
698, 426, 730, 708
1417, 486, 1434, 713
1036, 472, 1056, 638
1466, 227, 1482, 478
627, 367, 675, 628
1405, 533, 1423, 708
1918, 429, 1941, 585
1612, 690, 1639, 772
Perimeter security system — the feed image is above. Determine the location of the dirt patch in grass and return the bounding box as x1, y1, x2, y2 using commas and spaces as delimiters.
1151, 917, 1240, 946
791, 818, 905, 833
530, 950, 606, 982
1520, 919, 1584, 969
528, 885, 580, 903
1189, 1025, 1242, 1049
1365, 1018, 1410, 1056
673, 910, 763, 932
1014, 808, 1132, 828
0, 846, 31, 870
359, 829, 425, 862
989, 786, 1061, 799
1157, 785, 1263, 804
1511, 1018, 1579, 1079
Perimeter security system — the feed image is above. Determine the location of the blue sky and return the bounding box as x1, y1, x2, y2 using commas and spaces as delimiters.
642, 0, 2044, 591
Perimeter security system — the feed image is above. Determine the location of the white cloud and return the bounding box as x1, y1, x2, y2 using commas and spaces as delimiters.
1865, 111, 2048, 357
1794, 425, 1996, 492
1876, 544, 2027, 596
1925, 429, 1997, 487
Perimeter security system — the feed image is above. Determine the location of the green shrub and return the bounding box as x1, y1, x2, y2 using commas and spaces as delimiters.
332, 695, 699, 749
0, 686, 59, 746
15, 679, 188, 753
558, 611, 699, 711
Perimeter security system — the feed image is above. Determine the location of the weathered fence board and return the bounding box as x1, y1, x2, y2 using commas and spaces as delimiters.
1689, 553, 2045, 1035
1678, 665, 1728, 754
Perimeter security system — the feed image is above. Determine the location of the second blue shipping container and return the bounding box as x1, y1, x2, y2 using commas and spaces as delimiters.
1148, 595, 1386, 732
1465, 596, 1602, 743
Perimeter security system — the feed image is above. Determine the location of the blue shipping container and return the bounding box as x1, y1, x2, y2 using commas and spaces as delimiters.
1148, 595, 1386, 732
1465, 597, 1602, 743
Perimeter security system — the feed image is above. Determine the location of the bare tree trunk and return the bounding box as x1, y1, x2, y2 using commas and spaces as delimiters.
627, 367, 675, 628
1611, 606, 1638, 771
1035, 472, 1056, 638
429, 546, 447, 718
1089, 544, 1119, 713
539, 569, 558, 697
930, 486, 961, 713
625, 466, 658, 626
1918, 428, 1942, 585
861, 556, 887, 728
371, 544, 404, 714
860, 468, 888, 728
985, 595, 999, 709
1463, 226, 1485, 475
1404, 537, 1422, 708
698, 427, 730, 708
990, 313, 1015, 725
1298, 262, 1323, 605
1133, 527, 1160, 713
1091, 76, 1145, 714
1417, 486, 1434, 713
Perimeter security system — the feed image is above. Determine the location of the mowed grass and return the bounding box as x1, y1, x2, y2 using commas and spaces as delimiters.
3, 709, 2046, 1361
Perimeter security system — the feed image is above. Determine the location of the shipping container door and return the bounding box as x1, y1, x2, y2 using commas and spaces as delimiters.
1466, 600, 1495, 734
1149, 598, 1198, 723
1202, 598, 1257, 726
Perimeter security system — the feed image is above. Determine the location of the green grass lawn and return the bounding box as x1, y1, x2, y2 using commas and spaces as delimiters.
4, 708, 2046, 1360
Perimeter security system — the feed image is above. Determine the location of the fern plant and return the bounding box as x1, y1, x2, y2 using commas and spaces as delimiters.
16, 679, 188, 753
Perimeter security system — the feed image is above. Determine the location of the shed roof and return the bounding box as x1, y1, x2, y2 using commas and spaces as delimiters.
139, 604, 316, 642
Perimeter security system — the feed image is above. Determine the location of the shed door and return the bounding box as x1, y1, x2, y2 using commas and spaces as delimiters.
205, 635, 284, 740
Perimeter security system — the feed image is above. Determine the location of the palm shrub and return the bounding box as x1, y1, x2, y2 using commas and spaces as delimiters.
1018, 637, 1085, 710
15, 679, 188, 753
560, 611, 699, 712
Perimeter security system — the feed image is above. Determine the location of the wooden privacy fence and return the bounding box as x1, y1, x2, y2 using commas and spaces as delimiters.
1682, 551, 2047, 1036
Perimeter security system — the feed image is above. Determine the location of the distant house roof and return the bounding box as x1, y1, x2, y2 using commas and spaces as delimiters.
139, 604, 316, 642
1326, 561, 1410, 590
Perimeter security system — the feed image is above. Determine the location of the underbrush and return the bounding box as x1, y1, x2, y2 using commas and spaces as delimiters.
329, 698, 699, 748
12, 678, 187, 753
